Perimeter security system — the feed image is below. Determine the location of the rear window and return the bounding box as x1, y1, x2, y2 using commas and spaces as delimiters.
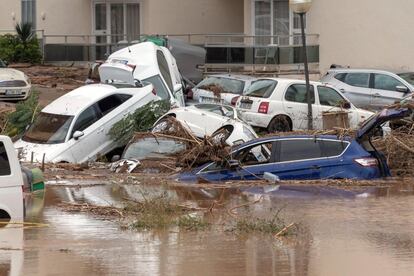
196, 76, 244, 95
0, 142, 11, 175
245, 79, 277, 98
123, 137, 186, 159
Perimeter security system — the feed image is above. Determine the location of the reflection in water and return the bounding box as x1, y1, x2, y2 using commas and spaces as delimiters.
1, 182, 414, 275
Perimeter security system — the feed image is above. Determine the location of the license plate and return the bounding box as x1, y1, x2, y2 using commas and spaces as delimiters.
240, 102, 252, 109
200, 97, 223, 104
5, 89, 21, 95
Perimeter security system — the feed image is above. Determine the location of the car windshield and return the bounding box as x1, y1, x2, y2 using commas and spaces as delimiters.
196, 76, 244, 94
22, 112, 74, 144
245, 79, 277, 98
397, 72, 414, 86
122, 137, 186, 159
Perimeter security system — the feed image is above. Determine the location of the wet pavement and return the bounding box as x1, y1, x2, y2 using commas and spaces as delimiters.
2, 179, 414, 276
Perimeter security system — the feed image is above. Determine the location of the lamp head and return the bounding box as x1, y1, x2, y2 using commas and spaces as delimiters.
290, 0, 312, 14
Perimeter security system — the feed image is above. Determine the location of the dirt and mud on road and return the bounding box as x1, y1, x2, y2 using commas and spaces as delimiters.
3, 167, 414, 275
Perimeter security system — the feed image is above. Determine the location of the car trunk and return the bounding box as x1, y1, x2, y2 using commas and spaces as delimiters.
238, 96, 267, 113
356, 107, 412, 176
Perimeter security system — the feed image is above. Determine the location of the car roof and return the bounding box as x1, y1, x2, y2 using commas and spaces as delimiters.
234, 135, 351, 150
255, 77, 323, 86
42, 84, 117, 116
205, 74, 256, 81
327, 68, 404, 74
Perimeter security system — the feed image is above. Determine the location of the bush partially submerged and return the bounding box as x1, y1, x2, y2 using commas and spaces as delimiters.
5, 92, 40, 137
109, 100, 170, 145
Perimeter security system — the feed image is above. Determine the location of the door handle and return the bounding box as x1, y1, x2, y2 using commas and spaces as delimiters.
373, 93, 381, 97
340, 89, 346, 93
311, 165, 321, 170
97, 127, 104, 134
286, 106, 293, 109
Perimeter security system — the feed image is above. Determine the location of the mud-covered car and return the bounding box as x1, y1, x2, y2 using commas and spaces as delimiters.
0, 59, 31, 101
177, 107, 411, 182
152, 103, 258, 146
188, 74, 256, 105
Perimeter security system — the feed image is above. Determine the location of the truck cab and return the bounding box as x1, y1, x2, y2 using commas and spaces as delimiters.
0, 135, 24, 220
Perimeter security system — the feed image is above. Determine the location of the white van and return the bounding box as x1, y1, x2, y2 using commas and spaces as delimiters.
99, 42, 185, 107
0, 135, 24, 220
14, 83, 159, 163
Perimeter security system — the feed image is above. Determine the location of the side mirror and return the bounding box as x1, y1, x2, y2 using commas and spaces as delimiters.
342, 102, 351, 109
173, 83, 183, 93
73, 131, 84, 140
111, 155, 121, 162
227, 159, 240, 169
396, 86, 409, 93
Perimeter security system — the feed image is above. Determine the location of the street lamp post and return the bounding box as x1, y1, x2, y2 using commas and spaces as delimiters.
289, 0, 313, 130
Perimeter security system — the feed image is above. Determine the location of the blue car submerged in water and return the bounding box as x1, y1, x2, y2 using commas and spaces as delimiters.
178, 107, 412, 182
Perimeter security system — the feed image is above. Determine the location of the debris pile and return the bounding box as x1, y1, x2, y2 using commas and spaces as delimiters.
0, 103, 15, 133
14, 64, 88, 91
373, 130, 414, 176
198, 84, 224, 97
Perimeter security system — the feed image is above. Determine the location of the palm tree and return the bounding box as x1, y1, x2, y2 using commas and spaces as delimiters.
15, 22, 35, 45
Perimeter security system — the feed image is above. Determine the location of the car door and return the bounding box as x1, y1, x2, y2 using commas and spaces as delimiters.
68, 104, 102, 163
334, 72, 372, 109
316, 85, 357, 129
371, 73, 409, 108
197, 141, 275, 181
283, 83, 319, 130
271, 138, 323, 180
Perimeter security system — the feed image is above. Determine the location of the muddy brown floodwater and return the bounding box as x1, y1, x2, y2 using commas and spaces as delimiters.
2, 179, 414, 276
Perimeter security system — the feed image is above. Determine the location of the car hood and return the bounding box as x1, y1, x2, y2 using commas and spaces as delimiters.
356, 107, 412, 140
0, 68, 26, 81
14, 139, 66, 163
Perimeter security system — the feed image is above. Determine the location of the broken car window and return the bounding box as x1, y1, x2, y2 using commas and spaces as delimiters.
196, 77, 244, 94
285, 84, 315, 104
245, 79, 277, 98
23, 112, 74, 144
123, 137, 186, 159
234, 142, 273, 166
0, 142, 11, 175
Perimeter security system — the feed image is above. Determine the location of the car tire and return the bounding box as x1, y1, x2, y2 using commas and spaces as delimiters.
267, 116, 291, 133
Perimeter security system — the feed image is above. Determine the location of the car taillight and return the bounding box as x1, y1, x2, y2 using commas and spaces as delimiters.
152, 88, 157, 95
354, 158, 378, 167
231, 96, 240, 106
258, 102, 269, 114
187, 89, 193, 100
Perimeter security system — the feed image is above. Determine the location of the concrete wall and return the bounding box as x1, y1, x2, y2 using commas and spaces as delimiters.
0, 1, 21, 33
144, 0, 244, 35
244, 0, 414, 74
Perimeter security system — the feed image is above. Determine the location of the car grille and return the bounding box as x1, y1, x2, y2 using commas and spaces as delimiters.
0, 80, 27, 87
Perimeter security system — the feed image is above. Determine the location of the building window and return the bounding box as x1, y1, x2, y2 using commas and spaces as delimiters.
21, 0, 36, 29
253, 0, 306, 45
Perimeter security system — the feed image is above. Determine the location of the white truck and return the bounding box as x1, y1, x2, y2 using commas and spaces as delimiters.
0, 135, 24, 219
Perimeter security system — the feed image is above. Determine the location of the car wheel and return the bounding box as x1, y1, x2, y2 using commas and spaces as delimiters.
268, 116, 291, 133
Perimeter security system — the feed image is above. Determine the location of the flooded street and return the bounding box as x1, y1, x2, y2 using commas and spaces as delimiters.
2, 180, 414, 276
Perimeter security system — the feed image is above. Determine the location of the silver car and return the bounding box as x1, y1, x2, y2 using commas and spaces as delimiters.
321, 68, 414, 109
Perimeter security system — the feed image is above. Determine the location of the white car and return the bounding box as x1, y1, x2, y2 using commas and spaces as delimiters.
188, 74, 256, 105
0, 59, 31, 101
152, 103, 258, 146
99, 41, 185, 107
0, 135, 24, 220
14, 82, 159, 163
236, 78, 374, 132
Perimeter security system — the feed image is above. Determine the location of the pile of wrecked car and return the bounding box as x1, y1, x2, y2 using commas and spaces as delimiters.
6, 40, 414, 189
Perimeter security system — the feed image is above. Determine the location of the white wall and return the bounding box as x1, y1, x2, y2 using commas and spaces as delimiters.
0, 1, 21, 33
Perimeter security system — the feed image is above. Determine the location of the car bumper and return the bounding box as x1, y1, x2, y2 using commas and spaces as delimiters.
0, 86, 31, 100
238, 110, 271, 128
